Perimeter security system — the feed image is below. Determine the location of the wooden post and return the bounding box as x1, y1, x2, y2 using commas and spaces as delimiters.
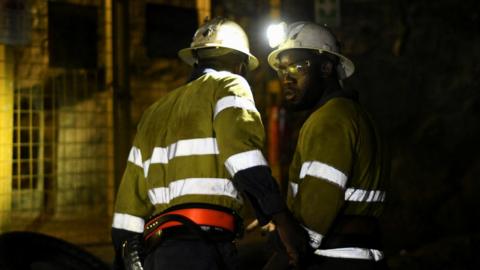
0, 45, 13, 231
112, 0, 132, 192
196, 0, 211, 25
105, 0, 115, 216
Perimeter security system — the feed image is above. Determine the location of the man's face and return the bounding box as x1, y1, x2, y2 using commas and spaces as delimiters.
275, 50, 324, 111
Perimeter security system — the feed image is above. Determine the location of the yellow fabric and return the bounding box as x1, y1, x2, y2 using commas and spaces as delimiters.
288, 97, 387, 236
114, 70, 266, 228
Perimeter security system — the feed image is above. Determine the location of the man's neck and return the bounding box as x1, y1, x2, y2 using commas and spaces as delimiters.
313, 81, 343, 110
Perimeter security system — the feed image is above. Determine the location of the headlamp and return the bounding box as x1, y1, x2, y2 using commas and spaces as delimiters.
266, 22, 287, 48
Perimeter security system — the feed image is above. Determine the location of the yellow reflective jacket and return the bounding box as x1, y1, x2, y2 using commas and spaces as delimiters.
287, 96, 388, 248
112, 69, 267, 233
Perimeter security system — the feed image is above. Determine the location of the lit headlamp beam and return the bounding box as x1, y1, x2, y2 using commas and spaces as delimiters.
266, 22, 287, 48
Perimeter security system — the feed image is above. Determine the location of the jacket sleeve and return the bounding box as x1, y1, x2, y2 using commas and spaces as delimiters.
290, 110, 356, 246
213, 73, 286, 223
111, 114, 155, 267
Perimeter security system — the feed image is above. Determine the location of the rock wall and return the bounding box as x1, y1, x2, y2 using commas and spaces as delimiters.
338, 0, 480, 268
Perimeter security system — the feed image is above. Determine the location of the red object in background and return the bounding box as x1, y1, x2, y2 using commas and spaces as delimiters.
268, 105, 280, 181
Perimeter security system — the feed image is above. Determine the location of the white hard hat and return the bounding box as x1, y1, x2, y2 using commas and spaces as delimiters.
268, 22, 354, 79
178, 17, 259, 70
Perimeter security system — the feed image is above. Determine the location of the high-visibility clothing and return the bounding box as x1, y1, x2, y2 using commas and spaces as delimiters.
287, 96, 388, 250
112, 69, 267, 234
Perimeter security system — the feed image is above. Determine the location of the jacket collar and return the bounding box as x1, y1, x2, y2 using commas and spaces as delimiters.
316, 88, 359, 109
188, 67, 217, 82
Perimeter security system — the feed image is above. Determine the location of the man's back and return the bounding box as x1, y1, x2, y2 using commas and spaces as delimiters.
116, 70, 262, 218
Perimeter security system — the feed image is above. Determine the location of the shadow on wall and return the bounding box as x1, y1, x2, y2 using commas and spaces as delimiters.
0, 231, 109, 270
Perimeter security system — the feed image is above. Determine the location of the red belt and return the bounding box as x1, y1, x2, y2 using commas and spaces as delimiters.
144, 208, 236, 240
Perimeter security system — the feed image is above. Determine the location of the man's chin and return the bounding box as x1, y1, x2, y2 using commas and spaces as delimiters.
282, 99, 316, 112
282, 100, 305, 112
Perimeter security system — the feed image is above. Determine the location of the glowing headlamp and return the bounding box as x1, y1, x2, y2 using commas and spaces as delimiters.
266, 22, 287, 48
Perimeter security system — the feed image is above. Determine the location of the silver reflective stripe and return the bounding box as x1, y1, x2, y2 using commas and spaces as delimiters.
143, 138, 219, 177
345, 188, 386, 202
128, 147, 143, 168
147, 178, 240, 205
314, 247, 384, 261
151, 138, 219, 163
299, 161, 347, 188
143, 159, 151, 179
167, 138, 219, 159
224, 149, 268, 176
214, 96, 258, 119
150, 147, 168, 164
302, 225, 324, 249
290, 182, 385, 204
290, 182, 299, 197
112, 213, 145, 233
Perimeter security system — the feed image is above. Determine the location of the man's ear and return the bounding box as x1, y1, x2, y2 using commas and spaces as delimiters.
235, 62, 248, 77
320, 61, 334, 78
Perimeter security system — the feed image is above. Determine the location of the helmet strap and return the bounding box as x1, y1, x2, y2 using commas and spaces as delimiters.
192, 50, 199, 65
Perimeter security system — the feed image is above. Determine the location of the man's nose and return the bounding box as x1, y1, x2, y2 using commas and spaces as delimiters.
281, 72, 295, 84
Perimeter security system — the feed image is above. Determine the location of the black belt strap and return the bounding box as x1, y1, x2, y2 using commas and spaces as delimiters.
144, 214, 227, 269
320, 215, 382, 249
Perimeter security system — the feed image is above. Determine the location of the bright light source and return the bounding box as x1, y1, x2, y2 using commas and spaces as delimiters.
266, 22, 287, 48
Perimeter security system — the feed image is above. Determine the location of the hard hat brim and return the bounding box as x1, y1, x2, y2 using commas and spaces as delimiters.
267, 47, 355, 79
179, 46, 259, 71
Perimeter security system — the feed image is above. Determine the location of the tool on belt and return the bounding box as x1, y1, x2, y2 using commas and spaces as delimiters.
122, 234, 145, 270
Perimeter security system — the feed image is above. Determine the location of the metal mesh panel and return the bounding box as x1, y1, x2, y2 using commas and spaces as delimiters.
12, 84, 45, 215
1, 0, 116, 264
0, 6, 32, 45
11, 70, 114, 246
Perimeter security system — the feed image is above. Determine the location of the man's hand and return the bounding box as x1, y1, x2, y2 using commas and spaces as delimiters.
246, 219, 276, 234
245, 219, 260, 232
271, 211, 310, 268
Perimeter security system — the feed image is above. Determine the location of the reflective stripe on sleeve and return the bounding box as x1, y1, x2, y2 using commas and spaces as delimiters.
147, 178, 240, 205
112, 213, 145, 233
302, 225, 324, 249
314, 247, 384, 261
290, 182, 299, 197
128, 147, 143, 168
224, 149, 268, 176
143, 159, 151, 179
214, 96, 258, 119
345, 188, 386, 202
299, 161, 347, 188
289, 182, 385, 203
